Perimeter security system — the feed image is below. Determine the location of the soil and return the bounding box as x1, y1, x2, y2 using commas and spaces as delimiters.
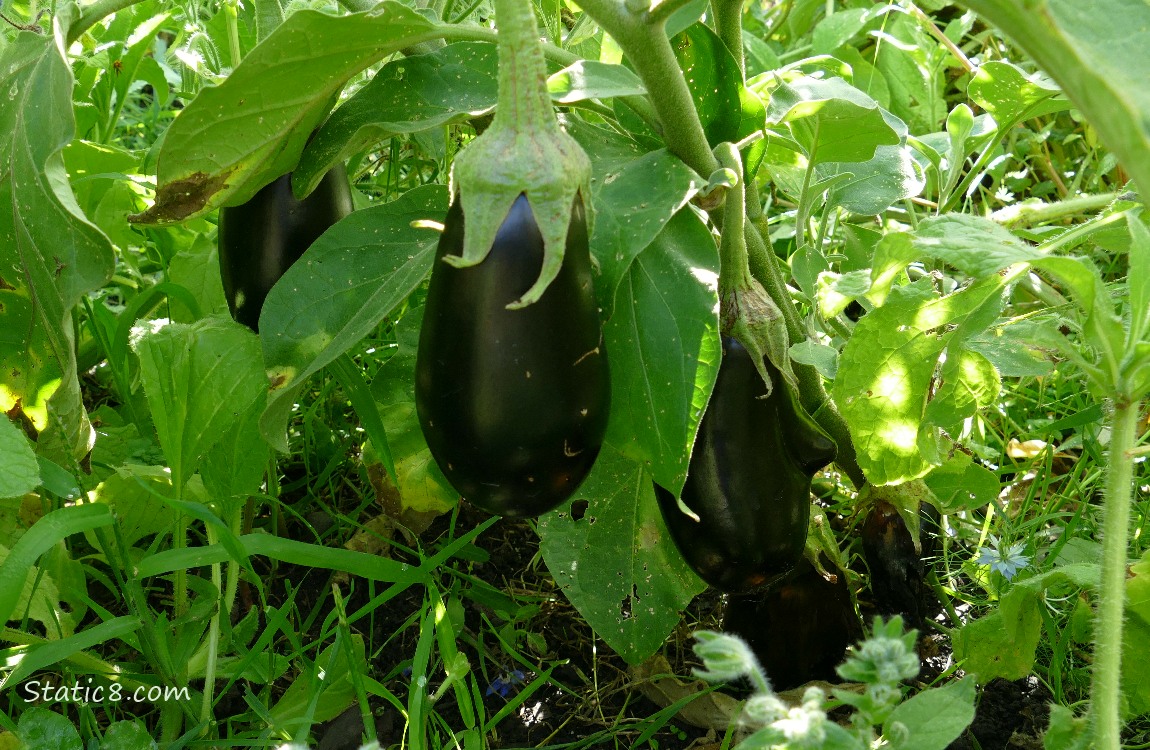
253, 499, 1054, 750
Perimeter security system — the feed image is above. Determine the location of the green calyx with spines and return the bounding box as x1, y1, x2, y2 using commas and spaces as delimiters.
448, 0, 592, 309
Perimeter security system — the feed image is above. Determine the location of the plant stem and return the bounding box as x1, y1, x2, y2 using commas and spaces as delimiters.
710, 0, 745, 79
1089, 397, 1141, 750
715, 144, 751, 297
488, 0, 556, 136
990, 192, 1120, 228
224, 0, 243, 67
576, 0, 718, 174
66, 0, 142, 43
200, 524, 224, 732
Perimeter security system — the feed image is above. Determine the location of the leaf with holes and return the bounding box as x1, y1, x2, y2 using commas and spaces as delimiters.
538, 444, 705, 664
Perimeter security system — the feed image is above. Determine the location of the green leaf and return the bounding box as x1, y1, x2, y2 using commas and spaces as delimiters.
0, 504, 112, 626
834, 276, 1007, 484
537, 444, 706, 664
954, 608, 1040, 681
603, 210, 720, 496
2, 616, 140, 687
101, 720, 158, 750
259, 184, 449, 451
672, 23, 741, 146
832, 281, 943, 485
811, 7, 872, 55
911, 214, 1039, 277
200, 395, 269, 516
0, 543, 70, 638
0, 417, 38, 499
15, 707, 82, 750
0, 30, 115, 461
1123, 613, 1150, 716
765, 76, 901, 165
295, 42, 499, 195
167, 238, 230, 322
966, 318, 1056, 378
132, 3, 437, 224
85, 465, 177, 550
923, 347, 1001, 437
789, 339, 839, 380
817, 269, 872, 318
1043, 704, 1091, 750
134, 318, 267, 490
872, 13, 946, 133
924, 452, 1000, 513
1124, 550, 1150, 709
582, 149, 702, 318
885, 676, 976, 750
1125, 216, 1150, 346
269, 635, 366, 730
823, 144, 925, 215
968, 61, 1068, 125
956, 564, 1100, 680
368, 302, 456, 515
549, 60, 646, 102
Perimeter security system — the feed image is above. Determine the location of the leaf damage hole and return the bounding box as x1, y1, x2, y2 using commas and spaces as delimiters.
571, 499, 589, 521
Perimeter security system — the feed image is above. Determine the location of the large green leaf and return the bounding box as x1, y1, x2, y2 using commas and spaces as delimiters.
368, 301, 456, 516
956, 564, 1099, 681
537, 444, 706, 664
823, 144, 925, 215
583, 149, 702, 317
259, 184, 449, 451
295, 42, 499, 195
0, 504, 112, 626
603, 210, 720, 496
0, 30, 115, 461
131, 3, 437, 224
833, 275, 1006, 485
764, 76, 902, 165
133, 318, 267, 490
968, 60, 1068, 123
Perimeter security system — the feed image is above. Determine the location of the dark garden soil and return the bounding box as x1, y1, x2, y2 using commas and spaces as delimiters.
255, 496, 1052, 750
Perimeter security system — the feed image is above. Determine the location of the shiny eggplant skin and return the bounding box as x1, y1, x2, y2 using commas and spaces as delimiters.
655, 337, 837, 592
218, 166, 354, 331
723, 557, 860, 690
414, 193, 610, 518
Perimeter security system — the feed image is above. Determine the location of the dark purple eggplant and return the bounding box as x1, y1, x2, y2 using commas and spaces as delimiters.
217, 166, 353, 332
656, 337, 837, 592
414, 193, 609, 518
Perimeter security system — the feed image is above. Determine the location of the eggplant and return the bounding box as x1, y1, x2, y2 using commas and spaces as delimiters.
414, 193, 610, 517
656, 337, 836, 592
723, 557, 860, 690
861, 499, 941, 626
217, 166, 353, 332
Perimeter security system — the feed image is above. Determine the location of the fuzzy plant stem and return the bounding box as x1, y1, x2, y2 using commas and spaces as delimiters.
490, 0, 559, 137
577, 0, 719, 174
715, 143, 751, 298
1090, 398, 1141, 750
